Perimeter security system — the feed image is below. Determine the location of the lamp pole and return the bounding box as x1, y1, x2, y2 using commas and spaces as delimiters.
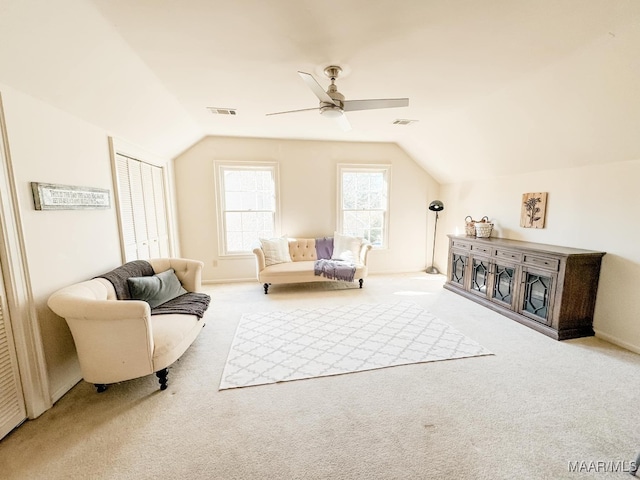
426, 211, 439, 274
426, 200, 444, 275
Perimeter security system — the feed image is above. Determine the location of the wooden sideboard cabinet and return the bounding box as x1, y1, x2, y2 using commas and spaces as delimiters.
443, 234, 605, 340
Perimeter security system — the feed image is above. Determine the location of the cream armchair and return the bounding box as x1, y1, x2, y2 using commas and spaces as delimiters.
47, 258, 207, 392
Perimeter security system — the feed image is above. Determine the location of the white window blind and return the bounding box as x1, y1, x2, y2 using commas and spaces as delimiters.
115, 154, 170, 262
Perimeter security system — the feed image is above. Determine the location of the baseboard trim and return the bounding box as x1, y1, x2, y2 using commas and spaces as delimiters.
202, 277, 255, 285
594, 330, 640, 355
51, 375, 82, 405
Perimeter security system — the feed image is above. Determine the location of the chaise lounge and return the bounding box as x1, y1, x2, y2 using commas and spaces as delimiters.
47, 258, 210, 392
253, 234, 372, 294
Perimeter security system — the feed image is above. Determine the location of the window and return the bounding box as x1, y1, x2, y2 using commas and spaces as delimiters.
216, 162, 279, 255
114, 153, 170, 262
338, 165, 390, 248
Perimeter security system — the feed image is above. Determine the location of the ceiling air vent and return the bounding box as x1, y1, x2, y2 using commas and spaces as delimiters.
392, 119, 418, 126
207, 107, 237, 115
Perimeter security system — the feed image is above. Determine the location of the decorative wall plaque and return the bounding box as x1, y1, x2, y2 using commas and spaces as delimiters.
520, 192, 547, 228
31, 182, 111, 210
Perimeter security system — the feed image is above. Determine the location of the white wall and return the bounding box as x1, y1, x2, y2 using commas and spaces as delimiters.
1, 85, 123, 401
173, 136, 439, 282
439, 159, 640, 352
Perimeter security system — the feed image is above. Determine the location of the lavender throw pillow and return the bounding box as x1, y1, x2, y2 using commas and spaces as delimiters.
315, 237, 334, 260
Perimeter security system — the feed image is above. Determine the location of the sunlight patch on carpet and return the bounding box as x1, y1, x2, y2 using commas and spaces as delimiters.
219, 302, 492, 390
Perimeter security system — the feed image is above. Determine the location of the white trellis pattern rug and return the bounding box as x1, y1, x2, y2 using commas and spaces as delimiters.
219, 302, 492, 390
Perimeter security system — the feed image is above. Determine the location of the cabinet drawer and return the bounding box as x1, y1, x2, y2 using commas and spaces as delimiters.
471, 244, 491, 255
452, 240, 471, 250
523, 254, 560, 271
494, 249, 522, 262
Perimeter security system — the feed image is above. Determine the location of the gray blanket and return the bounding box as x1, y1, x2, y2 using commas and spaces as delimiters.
151, 292, 211, 319
96, 260, 154, 300
314, 259, 356, 282
97, 260, 211, 318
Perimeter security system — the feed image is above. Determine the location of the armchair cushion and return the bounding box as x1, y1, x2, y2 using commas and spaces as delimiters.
128, 269, 187, 308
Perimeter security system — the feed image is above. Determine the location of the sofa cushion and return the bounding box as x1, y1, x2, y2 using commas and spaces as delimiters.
260, 237, 292, 266
128, 269, 188, 308
332, 232, 363, 263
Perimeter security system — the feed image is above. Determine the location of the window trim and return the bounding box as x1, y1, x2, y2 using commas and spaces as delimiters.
337, 163, 391, 249
214, 160, 281, 257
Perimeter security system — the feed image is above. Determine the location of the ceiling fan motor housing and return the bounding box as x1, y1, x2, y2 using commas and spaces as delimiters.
321, 83, 345, 116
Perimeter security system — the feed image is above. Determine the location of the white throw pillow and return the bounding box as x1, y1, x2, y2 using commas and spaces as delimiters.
331, 232, 362, 263
260, 237, 292, 266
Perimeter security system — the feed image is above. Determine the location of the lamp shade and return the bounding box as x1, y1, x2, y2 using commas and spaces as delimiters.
429, 200, 444, 212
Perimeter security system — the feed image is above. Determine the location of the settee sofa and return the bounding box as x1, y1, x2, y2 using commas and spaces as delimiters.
253, 234, 372, 294
47, 258, 210, 392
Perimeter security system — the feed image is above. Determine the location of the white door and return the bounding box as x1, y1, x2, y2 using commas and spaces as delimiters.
0, 261, 27, 439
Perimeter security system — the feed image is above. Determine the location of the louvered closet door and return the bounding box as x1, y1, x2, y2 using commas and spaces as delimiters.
116, 155, 138, 262
0, 270, 26, 440
151, 166, 170, 257
128, 160, 151, 260
115, 154, 171, 262
141, 163, 160, 258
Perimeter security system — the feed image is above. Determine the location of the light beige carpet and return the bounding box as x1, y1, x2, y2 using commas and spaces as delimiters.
220, 301, 492, 389
2, 273, 640, 479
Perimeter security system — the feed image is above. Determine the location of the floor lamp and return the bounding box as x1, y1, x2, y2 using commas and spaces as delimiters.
426, 200, 444, 274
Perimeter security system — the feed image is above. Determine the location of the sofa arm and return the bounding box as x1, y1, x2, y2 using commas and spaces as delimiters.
148, 258, 204, 292
253, 247, 266, 273
47, 290, 155, 384
360, 242, 373, 266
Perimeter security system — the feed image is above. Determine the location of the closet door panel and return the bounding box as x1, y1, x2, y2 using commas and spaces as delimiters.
114, 154, 171, 262
152, 167, 170, 258
127, 160, 150, 260
0, 285, 26, 440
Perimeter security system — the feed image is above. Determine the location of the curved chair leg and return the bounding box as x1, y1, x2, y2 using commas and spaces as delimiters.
359, 279, 364, 288
263, 283, 269, 294
95, 384, 108, 393
156, 368, 169, 391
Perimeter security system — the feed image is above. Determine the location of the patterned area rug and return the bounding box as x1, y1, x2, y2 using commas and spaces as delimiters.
219, 302, 492, 390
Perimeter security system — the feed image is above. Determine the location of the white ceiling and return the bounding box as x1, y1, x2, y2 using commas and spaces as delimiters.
2, 0, 640, 183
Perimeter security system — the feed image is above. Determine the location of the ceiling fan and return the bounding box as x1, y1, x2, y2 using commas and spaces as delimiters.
266, 66, 409, 131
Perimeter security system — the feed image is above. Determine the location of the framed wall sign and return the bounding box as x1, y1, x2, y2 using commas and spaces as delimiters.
31, 182, 111, 210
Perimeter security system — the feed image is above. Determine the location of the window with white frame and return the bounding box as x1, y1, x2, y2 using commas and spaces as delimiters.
216, 162, 279, 255
338, 164, 390, 248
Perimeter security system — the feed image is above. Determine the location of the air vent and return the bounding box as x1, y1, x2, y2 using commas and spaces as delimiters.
392, 119, 418, 126
207, 107, 237, 115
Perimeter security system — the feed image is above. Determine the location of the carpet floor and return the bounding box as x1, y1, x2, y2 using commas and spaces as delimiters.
1, 273, 639, 480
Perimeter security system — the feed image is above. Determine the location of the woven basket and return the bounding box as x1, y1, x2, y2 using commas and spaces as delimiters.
464, 216, 476, 236
475, 221, 493, 238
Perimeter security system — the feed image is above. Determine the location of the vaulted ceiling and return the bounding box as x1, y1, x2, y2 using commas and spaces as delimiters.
1, 0, 639, 183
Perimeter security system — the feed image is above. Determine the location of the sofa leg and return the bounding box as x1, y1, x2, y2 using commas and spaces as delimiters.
263, 283, 269, 294
95, 384, 108, 393
156, 368, 169, 391
359, 279, 364, 289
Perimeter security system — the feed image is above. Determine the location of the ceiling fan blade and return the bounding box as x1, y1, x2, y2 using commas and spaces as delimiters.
266, 107, 320, 116
298, 71, 337, 105
335, 113, 352, 132
343, 98, 409, 112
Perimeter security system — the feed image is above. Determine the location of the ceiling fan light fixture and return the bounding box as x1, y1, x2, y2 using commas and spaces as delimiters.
320, 105, 343, 118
